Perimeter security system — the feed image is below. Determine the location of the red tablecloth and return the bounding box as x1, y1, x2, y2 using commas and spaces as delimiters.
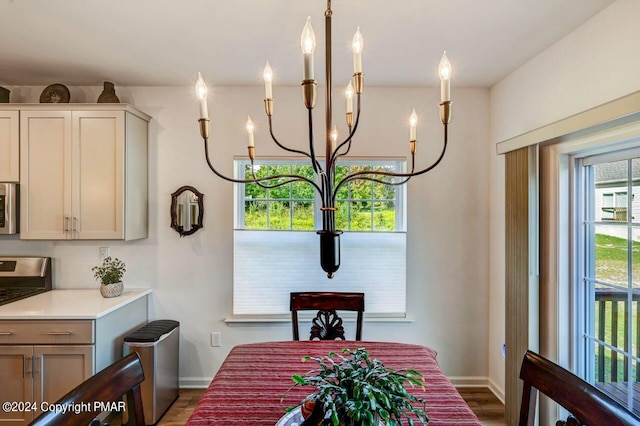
185, 340, 482, 425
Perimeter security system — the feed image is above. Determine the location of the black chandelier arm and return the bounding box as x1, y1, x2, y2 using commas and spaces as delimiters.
267, 115, 322, 171
331, 174, 413, 204
203, 137, 252, 184
329, 94, 362, 168
331, 124, 448, 196
249, 170, 322, 191
203, 137, 322, 193
307, 108, 322, 174
336, 127, 354, 157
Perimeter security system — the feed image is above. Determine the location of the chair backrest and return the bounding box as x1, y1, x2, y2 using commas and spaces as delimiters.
519, 350, 640, 426
290, 292, 364, 341
30, 352, 145, 426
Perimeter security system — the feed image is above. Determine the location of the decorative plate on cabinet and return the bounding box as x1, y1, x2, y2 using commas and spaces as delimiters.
39, 84, 70, 103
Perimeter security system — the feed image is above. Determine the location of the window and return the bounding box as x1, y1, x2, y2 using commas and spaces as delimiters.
333, 164, 401, 232
233, 159, 407, 316
241, 162, 316, 230
577, 151, 640, 415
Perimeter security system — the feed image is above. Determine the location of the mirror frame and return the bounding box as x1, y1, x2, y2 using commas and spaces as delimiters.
170, 185, 204, 237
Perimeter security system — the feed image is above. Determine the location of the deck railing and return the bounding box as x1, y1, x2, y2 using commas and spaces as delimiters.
595, 288, 640, 382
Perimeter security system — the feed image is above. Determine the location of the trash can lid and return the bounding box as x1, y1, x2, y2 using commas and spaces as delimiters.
124, 320, 180, 343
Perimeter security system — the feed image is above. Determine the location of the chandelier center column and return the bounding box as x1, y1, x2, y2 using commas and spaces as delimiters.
325, 1, 334, 224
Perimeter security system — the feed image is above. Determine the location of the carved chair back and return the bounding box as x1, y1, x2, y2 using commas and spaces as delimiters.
290, 292, 364, 341
519, 350, 640, 426
30, 352, 145, 426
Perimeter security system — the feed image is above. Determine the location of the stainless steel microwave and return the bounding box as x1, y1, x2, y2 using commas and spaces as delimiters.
0, 183, 18, 234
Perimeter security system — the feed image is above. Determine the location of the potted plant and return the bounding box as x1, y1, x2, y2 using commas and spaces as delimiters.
283, 347, 429, 426
92, 256, 126, 298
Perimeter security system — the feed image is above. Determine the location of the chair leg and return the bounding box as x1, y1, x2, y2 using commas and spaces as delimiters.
518, 385, 536, 426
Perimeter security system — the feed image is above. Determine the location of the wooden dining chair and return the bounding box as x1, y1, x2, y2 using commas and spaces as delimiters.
290, 292, 365, 341
519, 350, 640, 426
30, 352, 145, 426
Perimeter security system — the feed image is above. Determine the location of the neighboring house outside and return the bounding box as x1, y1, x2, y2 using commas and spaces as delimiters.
594, 160, 640, 241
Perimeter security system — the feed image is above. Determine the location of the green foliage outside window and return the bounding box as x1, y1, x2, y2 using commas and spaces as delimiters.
242, 161, 399, 231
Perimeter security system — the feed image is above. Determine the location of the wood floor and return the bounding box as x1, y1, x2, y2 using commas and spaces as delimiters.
157, 387, 506, 425
458, 387, 507, 426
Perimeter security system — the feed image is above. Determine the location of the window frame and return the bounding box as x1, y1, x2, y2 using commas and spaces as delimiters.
235, 158, 406, 232
231, 157, 408, 317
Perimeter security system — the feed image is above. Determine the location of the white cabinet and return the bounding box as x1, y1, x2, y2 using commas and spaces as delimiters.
0, 292, 148, 425
0, 322, 94, 424
0, 346, 34, 425
0, 345, 94, 424
18, 105, 150, 240
0, 111, 19, 182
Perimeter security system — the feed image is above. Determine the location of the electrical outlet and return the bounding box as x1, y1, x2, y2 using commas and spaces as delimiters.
99, 247, 110, 261
211, 332, 221, 347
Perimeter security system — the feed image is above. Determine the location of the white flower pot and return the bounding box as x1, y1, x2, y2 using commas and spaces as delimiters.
100, 281, 123, 298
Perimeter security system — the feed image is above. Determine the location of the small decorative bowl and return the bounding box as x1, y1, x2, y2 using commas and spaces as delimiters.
100, 281, 124, 298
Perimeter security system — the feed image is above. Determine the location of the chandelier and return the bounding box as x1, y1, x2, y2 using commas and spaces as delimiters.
195, 0, 452, 278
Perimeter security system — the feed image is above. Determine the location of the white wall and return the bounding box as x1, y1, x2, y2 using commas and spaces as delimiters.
0, 84, 490, 386
488, 0, 640, 400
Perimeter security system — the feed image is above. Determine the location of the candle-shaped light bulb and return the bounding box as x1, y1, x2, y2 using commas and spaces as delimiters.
409, 109, 418, 141
330, 125, 338, 152
246, 116, 255, 147
263, 61, 273, 99
438, 51, 451, 102
301, 17, 316, 80
345, 81, 354, 114
195, 72, 209, 119
352, 27, 364, 73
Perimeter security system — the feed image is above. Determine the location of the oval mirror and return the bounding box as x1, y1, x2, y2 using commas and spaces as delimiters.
170, 186, 204, 236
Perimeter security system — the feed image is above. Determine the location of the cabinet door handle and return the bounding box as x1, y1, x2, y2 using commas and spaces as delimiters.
32, 356, 40, 376
45, 331, 72, 335
73, 216, 78, 238
0, 331, 12, 335
24, 355, 32, 377
64, 216, 71, 237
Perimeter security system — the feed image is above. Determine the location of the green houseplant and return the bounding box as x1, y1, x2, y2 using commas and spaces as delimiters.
92, 256, 126, 298
283, 347, 429, 426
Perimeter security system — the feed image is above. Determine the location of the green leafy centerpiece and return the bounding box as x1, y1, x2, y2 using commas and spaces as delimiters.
92, 256, 126, 298
283, 347, 429, 426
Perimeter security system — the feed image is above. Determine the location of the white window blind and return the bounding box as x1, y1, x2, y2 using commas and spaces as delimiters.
233, 230, 406, 315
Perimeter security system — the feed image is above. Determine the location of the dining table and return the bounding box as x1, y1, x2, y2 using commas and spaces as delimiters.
185, 340, 482, 425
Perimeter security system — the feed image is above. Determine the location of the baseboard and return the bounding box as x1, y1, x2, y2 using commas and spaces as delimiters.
488, 378, 505, 404
450, 376, 505, 404
449, 376, 490, 387
179, 377, 212, 388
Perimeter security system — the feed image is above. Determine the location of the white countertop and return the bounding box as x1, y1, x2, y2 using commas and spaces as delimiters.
0, 288, 151, 320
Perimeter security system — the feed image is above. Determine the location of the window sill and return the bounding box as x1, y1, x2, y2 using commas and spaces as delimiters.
224, 314, 413, 327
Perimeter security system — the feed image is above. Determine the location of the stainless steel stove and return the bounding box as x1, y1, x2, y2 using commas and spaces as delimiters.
0, 257, 52, 306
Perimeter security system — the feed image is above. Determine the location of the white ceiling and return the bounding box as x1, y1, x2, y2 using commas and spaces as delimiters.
0, 0, 615, 88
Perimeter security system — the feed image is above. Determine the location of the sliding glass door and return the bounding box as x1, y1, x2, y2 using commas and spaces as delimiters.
578, 151, 640, 415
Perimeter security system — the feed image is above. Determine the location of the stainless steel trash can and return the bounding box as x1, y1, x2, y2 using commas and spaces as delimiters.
123, 320, 179, 425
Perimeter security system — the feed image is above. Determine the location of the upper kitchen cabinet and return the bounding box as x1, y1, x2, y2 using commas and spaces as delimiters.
18, 105, 150, 240
0, 111, 19, 182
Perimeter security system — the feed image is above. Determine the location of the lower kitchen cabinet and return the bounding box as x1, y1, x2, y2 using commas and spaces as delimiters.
0, 291, 148, 425
0, 345, 94, 424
